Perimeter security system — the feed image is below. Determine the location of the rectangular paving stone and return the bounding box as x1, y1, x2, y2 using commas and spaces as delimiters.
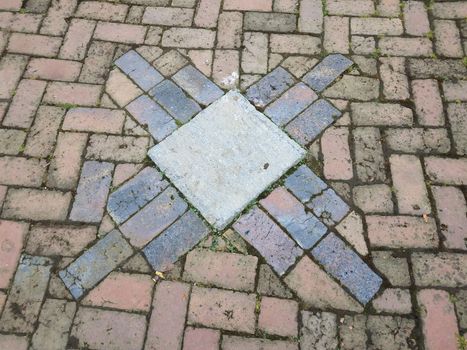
412, 252, 467, 287
184, 249, 258, 291
59, 19, 96, 60
145, 281, 190, 350
0, 54, 28, 99
149, 79, 201, 123
0, 156, 46, 187
353, 127, 387, 183
286, 99, 341, 146
142, 6, 194, 26
311, 233, 382, 304
115, 50, 164, 91
302, 54, 353, 92
107, 167, 168, 224
264, 82, 318, 126
120, 186, 188, 248
93, 22, 146, 44
188, 286, 257, 333
246, 67, 295, 108
62, 107, 126, 134
0, 129, 26, 155
234, 207, 302, 276
86, 135, 149, 163
0, 220, 28, 289
43, 82, 101, 107
7, 33, 62, 57
59, 229, 134, 299
284, 165, 327, 203
162, 27, 216, 49
142, 210, 209, 271
244, 12, 296, 32
260, 187, 327, 249
223, 336, 298, 350
30, 298, 76, 350
0, 255, 53, 333
69, 161, 114, 223
126, 95, 177, 141
307, 188, 350, 225
172, 65, 224, 106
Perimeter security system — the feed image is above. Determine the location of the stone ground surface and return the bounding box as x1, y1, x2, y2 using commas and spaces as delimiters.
0, 0, 467, 349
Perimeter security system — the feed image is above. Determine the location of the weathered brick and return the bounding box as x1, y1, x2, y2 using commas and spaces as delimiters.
76, 1, 128, 21
30, 299, 76, 350
150, 80, 201, 123
379, 57, 410, 100
379, 37, 432, 57
335, 211, 369, 256
183, 327, 221, 350
435, 20, 463, 57
70, 307, 146, 350
351, 17, 403, 35
115, 50, 164, 91
7, 33, 62, 57
373, 251, 411, 287
25, 58, 80, 82
443, 80, 467, 101
107, 167, 168, 224
284, 256, 363, 311
447, 103, 467, 155
3, 188, 71, 221
106, 69, 143, 107
367, 215, 438, 249
242, 32, 268, 74
188, 286, 256, 333
40, 0, 78, 36
0, 0, 22, 10
212, 49, 239, 89
47, 132, 88, 189
372, 288, 412, 314
223, 336, 298, 350
94, 22, 146, 44
377, 0, 400, 17
327, 0, 375, 16
194, 0, 221, 28
411, 79, 444, 126
260, 187, 327, 249
351, 102, 412, 126
270, 33, 321, 55
425, 157, 467, 185
162, 28, 216, 48
284, 164, 327, 202
246, 67, 294, 107
324, 16, 349, 54
404, 1, 430, 36
301, 311, 338, 349
59, 229, 133, 299
224, 0, 272, 11
63, 107, 124, 134
390, 154, 431, 215
384, 128, 450, 154
80, 41, 116, 84
3, 79, 46, 128
70, 161, 114, 223
145, 281, 190, 350
409, 58, 467, 80
0, 255, 53, 333
367, 315, 417, 349
432, 186, 467, 250
86, 134, 148, 162
352, 127, 387, 183
0, 156, 46, 187
298, 0, 322, 33
321, 126, 353, 180
412, 252, 467, 287
234, 207, 302, 275
82, 272, 153, 312
353, 184, 393, 213
184, 249, 258, 291
351, 35, 375, 54
418, 289, 459, 350
187, 49, 212, 76
142, 6, 193, 26
0, 54, 28, 99
154, 49, 188, 76
26, 224, 96, 257
258, 297, 298, 337
0, 129, 26, 155
432, 2, 467, 19
217, 11, 242, 48
244, 12, 296, 32
323, 75, 379, 101
43, 82, 101, 107
0, 335, 28, 350
0, 220, 28, 289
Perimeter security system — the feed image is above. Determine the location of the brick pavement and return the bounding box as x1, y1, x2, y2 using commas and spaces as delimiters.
0, 0, 466, 349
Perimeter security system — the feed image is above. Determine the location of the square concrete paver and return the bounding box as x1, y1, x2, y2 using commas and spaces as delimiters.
148, 90, 305, 229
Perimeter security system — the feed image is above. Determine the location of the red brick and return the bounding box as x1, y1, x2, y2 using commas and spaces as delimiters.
322, 126, 353, 180
0, 185, 6, 208
59, 19, 96, 60
82, 272, 153, 312
377, 0, 400, 17
417, 289, 459, 350
0, 220, 28, 289
298, 0, 323, 33
443, 80, 467, 101
43, 82, 102, 107
404, 1, 430, 36
47, 132, 88, 189
379, 57, 410, 100
224, 0, 272, 11
0, 0, 22, 10
143, 7, 194, 26
367, 215, 438, 249
0, 156, 47, 187
0, 12, 42, 33
94, 22, 147, 44
25, 224, 97, 257
351, 17, 403, 35
379, 37, 432, 57
217, 11, 242, 49
432, 186, 467, 250
327, 0, 375, 16
0, 335, 28, 350
2, 188, 72, 221
258, 297, 299, 337
432, 2, 467, 19
76, 1, 128, 21
183, 248, 258, 291
86, 134, 148, 163
40, 0, 78, 36
284, 256, 363, 312
183, 327, 220, 350
324, 16, 349, 54
195, 0, 222, 28
425, 157, 467, 185
25, 58, 82, 82
145, 281, 190, 350
71, 308, 147, 350
434, 19, 463, 58
7, 33, 62, 57
270, 34, 321, 55
162, 28, 216, 48
2, 79, 47, 128
63, 107, 126, 134
188, 286, 256, 333
0, 54, 28, 99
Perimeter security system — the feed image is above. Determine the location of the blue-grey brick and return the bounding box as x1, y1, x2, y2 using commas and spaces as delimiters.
0, 255, 53, 333
233, 206, 303, 276
149, 80, 201, 123
172, 65, 224, 106
312, 233, 382, 304
264, 83, 318, 126
107, 167, 168, 225
120, 186, 188, 248
246, 67, 295, 108
69, 161, 114, 223
126, 95, 177, 141
284, 165, 327, 203
115, 50, 164, 91
285, 99, 341, 146
59, 229, 133, 300
302, 54, 353, 92
143, 210, 209, 271
307, 188, 349, 226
